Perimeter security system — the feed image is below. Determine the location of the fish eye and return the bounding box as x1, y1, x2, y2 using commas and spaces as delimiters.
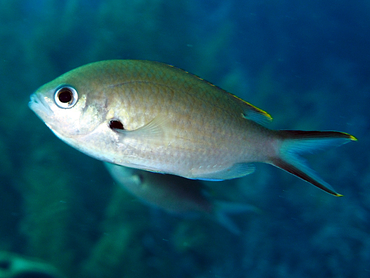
54, 85, 78, 109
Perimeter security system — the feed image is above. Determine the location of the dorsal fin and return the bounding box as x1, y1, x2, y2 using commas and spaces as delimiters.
151, 61, 273, 125
229, 93, 272, 125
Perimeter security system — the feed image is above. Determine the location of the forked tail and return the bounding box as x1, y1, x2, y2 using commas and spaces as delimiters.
214, 201, 260, 234
271, 130, 357, 196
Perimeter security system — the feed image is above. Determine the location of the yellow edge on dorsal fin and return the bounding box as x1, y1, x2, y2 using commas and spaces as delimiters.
229, 93, 273, 123
244, 100, 273, 121
164, 62, 273, 122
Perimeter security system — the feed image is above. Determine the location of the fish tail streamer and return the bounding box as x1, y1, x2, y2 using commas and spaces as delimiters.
270, 130, 357, 196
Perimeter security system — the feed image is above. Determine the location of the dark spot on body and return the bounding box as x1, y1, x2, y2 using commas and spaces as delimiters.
109, 119, 124, 130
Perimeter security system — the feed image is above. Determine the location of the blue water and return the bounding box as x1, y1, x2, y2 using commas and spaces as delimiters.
0, 0, 368, 277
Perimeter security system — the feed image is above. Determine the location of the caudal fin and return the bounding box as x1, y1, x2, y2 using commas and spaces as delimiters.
271, 130, 357, 196
213, 201, 260, 234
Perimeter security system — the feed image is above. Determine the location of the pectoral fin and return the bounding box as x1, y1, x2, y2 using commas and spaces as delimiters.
111, 115, 168, 139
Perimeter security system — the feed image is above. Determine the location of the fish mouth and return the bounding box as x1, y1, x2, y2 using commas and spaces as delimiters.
29, 93, 53, 118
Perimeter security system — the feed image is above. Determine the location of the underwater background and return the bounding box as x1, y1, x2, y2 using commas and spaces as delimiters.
0, 0, 369, 277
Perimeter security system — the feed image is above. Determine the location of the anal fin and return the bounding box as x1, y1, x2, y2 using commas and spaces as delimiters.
196, 163, 255, 181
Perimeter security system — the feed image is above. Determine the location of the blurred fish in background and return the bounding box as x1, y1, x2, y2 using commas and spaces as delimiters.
104, 162, 259, 234
0, 251, 65, 278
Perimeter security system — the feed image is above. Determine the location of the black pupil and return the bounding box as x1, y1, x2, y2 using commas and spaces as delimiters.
58, 89, 72, 103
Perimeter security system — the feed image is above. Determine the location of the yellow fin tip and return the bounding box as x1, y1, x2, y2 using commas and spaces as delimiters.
245, 101, 273, 121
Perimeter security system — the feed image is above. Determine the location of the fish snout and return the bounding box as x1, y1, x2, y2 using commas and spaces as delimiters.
29, 93, 53, 116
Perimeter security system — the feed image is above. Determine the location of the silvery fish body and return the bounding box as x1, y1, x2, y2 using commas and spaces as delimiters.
29, 60, 356, 196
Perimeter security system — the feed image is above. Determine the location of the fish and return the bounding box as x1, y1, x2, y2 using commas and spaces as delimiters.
29, 60, 357, 196
104, 162, 258, 234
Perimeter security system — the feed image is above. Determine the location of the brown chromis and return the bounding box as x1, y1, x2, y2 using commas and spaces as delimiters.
29, 60, 357, 196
